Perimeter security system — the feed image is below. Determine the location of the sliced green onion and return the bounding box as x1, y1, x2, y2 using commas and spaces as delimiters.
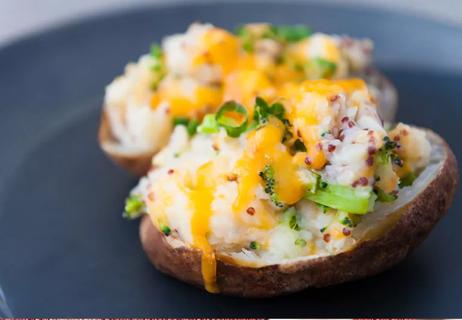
159, 223, 171, 236
249, 241, 260, 250
295, 238, 307, 247
253, 97, 287, 126
270, 102, 285, 120
306, 183, 376, 214
149, 43, 166, 90
235, 26, 254, 52
310, 57, 337, 78
253, 97, 271, 124
399, 172, 416, 188
172, 117, 189, 127
187, 119, 199, 136
172, 117, 199, 136
216, 101, 248, 137
273, 25, 312, 42
123, 195, 146, 219
150, 43, 162, 59
197, 114, 220, 134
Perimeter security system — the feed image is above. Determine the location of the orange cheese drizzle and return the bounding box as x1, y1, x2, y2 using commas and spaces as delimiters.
189, 162, 219, 293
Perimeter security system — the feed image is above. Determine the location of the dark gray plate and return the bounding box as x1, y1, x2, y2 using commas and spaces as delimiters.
0, 1, 461, 317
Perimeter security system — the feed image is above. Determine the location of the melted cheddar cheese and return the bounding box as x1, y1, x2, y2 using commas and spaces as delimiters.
189, 162, 219, 293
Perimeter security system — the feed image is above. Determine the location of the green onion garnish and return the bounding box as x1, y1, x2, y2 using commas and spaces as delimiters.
187, 119, 199, 136
150, 44, 162, 59
235, 26, 254, 52
197, 114, 220, 134
249, 241, 260, 250
159, 223, 171, 236
216, 101, 249, 137
273, 25, 312, 42
172, 117, 189, 127
172, 117, 199, 136
149, 43, 166, 90
253, 97, 287, 126
310, 57, 337, 78
123, 195, 146, 219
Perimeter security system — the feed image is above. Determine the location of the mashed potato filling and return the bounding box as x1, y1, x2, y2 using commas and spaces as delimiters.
126, 79, 430, 292
104, 23, 377, 154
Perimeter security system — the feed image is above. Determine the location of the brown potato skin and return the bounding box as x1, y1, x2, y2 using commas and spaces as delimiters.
99, 70, 397, 177
139, 133, 457, 297
98, 110, 153, 176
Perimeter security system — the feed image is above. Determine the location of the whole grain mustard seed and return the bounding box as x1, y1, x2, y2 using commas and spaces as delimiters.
246, 207, 256, 215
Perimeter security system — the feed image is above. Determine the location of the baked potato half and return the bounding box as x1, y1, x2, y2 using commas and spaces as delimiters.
124, 78, 456, 297
99, 23, 397, 176
139, 129, 457, 297
99, 109, 154, 176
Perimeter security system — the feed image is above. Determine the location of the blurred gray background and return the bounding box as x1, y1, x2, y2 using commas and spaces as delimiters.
1, 0, 462, 48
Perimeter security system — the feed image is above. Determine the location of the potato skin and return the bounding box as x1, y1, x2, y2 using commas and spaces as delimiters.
99, 70, 397, 177
98, 109, 153, 176
139, 131, 457, 297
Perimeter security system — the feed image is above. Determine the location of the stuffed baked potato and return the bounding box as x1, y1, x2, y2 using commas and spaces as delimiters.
124, 79, 457, 296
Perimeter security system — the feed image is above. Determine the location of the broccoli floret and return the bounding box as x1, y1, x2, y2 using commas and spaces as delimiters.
259, 164, 285, 208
